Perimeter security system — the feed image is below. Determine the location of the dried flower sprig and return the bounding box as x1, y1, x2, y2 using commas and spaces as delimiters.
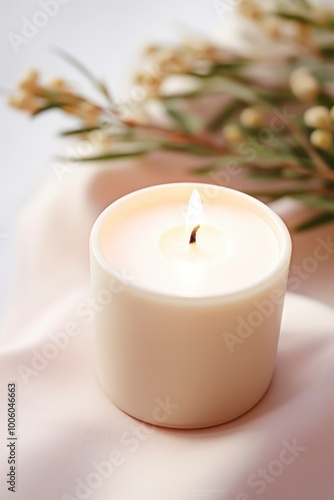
7, 0, 334, 231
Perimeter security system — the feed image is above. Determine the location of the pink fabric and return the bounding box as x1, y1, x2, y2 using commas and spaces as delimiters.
1, 155, 334, 500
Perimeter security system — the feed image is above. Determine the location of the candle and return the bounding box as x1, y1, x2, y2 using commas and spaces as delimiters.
90, 183, 292, 428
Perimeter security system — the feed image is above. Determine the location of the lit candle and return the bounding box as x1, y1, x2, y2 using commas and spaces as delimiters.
159, 188, 228, 265
90, 183, 292, 428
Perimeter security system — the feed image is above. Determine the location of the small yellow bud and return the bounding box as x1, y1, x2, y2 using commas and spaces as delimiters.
290, 76, 319, 102
133, 72, 161, 90
310, 129, 333, 150
289, 68, 319, 102
156, 50, 187, 74
239, 107, 264, 129
222, 124, 245, 145
18, 68, 39, 92
238, 0, 262, 20
144, 44, 160, 56
289, 67, 311, 85
304, 106, 331, 129
47, 78, 71, 92
7, 94, 21, 108
7, 91, 40, 112
133, 72, 145, 85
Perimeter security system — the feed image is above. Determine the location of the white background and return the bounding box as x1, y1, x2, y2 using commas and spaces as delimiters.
0, 0, 217, 325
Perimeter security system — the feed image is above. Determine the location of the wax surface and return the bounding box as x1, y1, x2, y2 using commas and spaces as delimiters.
100, 186, 281, 297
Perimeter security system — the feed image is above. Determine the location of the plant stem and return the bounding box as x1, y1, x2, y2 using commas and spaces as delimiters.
122, 119, 231, 154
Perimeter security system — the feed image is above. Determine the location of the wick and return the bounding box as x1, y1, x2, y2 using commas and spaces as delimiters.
189, 224, 201, 245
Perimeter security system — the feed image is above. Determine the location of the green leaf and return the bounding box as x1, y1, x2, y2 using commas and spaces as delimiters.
208, 100, 241, 132
316, 92, 334, 107
186, 115, 203, 134
64, 150, 148, 162
60, 125, 103, 136
249, 188, 308, 199
204, 77, 264, 104
275, 11, 334, 32
190, 165, 218, 175
160, 89, 202, 100
292, 194, 334, 212
32, 102, 64, 116
249, 170, 285, 180
163, 105, 188, 132
98, 81, 113, 104
275, 11, 315, 26
53, 47, 113, 104
163, 103, 203, 133
296, 212, 334, 232
210, 60, 249, 72
160, 142, 216, 156
319, 46, 334, 58
190, 155, 246, 172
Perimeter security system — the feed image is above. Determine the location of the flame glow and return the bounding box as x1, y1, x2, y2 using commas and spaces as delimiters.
186, 189, 204, 228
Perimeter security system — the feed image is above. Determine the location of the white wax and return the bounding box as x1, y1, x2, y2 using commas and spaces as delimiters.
100, 184, 281, 297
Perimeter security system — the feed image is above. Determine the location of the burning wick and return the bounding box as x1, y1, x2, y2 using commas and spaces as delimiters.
189, 224, 201, 245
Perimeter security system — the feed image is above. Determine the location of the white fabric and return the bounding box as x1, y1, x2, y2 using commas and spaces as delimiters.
1, 157, 334, 500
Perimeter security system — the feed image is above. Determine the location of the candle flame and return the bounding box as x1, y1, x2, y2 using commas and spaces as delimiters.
186, 189, 204, 228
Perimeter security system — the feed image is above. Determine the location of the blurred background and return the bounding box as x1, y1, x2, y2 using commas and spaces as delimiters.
0, 0, 218, 325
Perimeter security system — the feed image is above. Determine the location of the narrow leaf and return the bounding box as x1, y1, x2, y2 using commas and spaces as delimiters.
292, 194, 334, 212
53, 47, 113, 103
296, 212, 334, 232
275, 11, 315, 25
317, 92, 334, 107
98, 81, 113, 104
190, 165, 217, 175
250, 188, 308, 199
160, 90, 202, 100
319, 46, 334, 58
160, 142, 216, 156
64, 150, 148, 162
205, 77, 263, 103
60, 125, 103, 136
211, 60, 249, 72
208, 100, 241, 132
163, 103, 202, 133
249, 170, 285, 180
32, 102, 63, 117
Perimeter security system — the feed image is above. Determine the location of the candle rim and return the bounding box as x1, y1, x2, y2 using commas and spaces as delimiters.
90, 182, 292, 304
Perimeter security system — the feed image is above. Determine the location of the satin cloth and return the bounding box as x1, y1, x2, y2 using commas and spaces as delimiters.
1, 155, 334, 500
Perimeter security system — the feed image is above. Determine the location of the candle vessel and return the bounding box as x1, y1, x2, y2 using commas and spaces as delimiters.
90, 183, 292, 428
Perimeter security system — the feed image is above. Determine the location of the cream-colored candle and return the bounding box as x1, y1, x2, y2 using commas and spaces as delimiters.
90, 183, 292, 428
